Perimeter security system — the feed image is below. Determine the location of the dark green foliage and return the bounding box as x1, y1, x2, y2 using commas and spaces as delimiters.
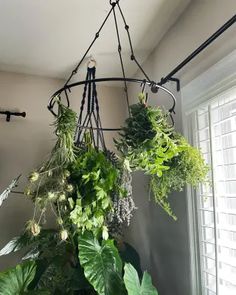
115, 101, 182, 177
116, 97, 208, 219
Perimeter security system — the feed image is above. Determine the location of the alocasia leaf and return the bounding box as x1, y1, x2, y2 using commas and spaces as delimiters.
78, 231, 125, 295
0, 261, 36, 295
124, 263, 158, 295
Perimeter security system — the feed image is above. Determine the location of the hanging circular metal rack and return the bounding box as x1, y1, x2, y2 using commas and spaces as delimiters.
48, 77, 176, 122
48, 0, 177, 138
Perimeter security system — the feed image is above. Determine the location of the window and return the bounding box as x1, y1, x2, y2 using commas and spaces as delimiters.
191, 86, 236, 295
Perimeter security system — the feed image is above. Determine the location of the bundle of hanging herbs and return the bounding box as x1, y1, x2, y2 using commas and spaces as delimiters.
0, 94, 208, 294
115, 93, 208, 220
0, 99, 141, 295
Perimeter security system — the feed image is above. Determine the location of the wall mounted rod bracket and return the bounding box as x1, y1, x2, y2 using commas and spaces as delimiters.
0, 111, 26, 122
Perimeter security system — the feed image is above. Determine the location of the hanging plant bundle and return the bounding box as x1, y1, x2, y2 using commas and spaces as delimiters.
24, 99, 78, 234
0, 99, 141, 294
23, 99, 136, 241
115, 94, 208, 219
0, 92, 207, 294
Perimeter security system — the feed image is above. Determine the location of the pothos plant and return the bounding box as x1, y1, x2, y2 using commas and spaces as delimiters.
0, 94, 207, 294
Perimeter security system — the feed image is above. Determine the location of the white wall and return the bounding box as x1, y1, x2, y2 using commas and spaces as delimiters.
0, 71, 126, 270
125, 1, 236, 295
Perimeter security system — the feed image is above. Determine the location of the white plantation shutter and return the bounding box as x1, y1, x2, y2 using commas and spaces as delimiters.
193, 86, 236, 295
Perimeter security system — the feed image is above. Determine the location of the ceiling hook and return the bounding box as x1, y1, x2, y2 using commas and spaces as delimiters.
110, 0, 119, 6
87, 56, 97, 69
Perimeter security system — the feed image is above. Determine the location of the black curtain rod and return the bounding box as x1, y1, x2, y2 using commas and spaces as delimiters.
159, 14, 236, 89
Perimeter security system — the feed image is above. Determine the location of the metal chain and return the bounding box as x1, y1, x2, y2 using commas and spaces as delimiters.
64, 3, 116, 87
112, 5, 131, 115
116, 2, 151, 82
64, 0, 152, 94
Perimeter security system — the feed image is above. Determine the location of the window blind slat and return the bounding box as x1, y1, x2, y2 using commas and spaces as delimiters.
195, 88, 236, 295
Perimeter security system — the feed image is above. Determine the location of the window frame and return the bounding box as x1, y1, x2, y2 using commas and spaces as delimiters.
181, 49, 236, 295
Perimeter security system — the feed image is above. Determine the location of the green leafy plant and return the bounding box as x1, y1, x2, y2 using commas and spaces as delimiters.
115, 95, 183, 177
0, 261, 49, 295
124, 263, 158, 295
0, 100, 140, 294
68, 148, 120, 236
78, 231, 125, 295
116, 95, 208, 219
0, 93, 207, 294
150, 135, 209, 219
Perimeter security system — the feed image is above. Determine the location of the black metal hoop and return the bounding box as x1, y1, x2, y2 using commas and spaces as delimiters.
48, 77, 176, 131
48, 77, 176, 117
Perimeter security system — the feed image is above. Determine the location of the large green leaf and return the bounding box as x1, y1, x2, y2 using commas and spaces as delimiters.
124, 263, 158, 295
0, 261, 36, 295
78, 232, 125, 295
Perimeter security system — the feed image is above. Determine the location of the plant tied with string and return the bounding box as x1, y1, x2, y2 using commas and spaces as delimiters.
115, 93, 208, 219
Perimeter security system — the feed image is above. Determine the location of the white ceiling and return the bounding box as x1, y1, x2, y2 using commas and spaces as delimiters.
0, 0, 190, 83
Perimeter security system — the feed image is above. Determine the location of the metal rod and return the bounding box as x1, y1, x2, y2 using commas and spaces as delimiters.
48, 77, 176, 117
51, 77, 174, 98
117, 1, 151, 82
0, 111, 26, 122
78, 125, 121, 132
160, 14, 236, 85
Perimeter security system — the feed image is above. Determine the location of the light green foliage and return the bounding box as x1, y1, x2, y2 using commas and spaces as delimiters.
78, 231, 125, 295
69, 149, 119, 235
124, 263, 158, 295
150, 135, 209, 219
